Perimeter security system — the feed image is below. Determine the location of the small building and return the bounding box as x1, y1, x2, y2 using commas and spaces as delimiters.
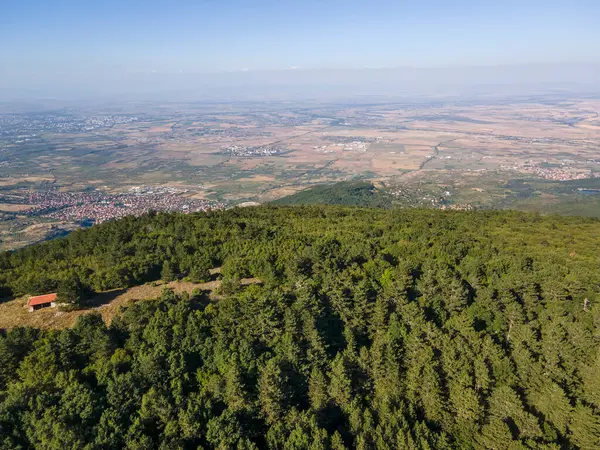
28, 293, 58, 312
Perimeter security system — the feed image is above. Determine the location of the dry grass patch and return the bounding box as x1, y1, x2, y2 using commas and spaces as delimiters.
0, 176, 54, 186
0, 277, 260, 330
148, 123, 176, 133
236, 175, 277, 183
0, 204, 31, 212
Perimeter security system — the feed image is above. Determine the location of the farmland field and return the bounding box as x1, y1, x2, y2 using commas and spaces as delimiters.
1, 95, 600, 248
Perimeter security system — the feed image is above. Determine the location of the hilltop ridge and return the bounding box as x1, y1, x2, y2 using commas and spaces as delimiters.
1, 205, 599, 448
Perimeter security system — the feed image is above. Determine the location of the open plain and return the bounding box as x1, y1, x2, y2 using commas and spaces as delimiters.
1, 95, 600, 248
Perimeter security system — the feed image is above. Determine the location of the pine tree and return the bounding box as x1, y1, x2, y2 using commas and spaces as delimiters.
569, 402, 600, 450
308, 367, 329, 411
57, 274, 85, 305
329, 353, 353, 410
161, 260, 176, 282
259, 359, 288, 423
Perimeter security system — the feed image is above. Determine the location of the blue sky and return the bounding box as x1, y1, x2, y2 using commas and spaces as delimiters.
2, 0, 599, 73
1, 0, 599, 99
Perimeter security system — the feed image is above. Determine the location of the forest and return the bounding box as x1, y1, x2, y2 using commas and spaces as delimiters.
0, 205, 599, 449
271, 182, 393, 208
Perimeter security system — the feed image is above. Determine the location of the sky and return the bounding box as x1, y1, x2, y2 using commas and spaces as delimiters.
1, 0, 599, 99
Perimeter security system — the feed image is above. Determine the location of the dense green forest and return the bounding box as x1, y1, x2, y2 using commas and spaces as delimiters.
271, 182, 393, 208
1, 205, 600, 449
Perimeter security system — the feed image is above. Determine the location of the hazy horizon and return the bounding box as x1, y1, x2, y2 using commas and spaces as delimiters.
2, 63, 600, 107
2, 0, 600, 102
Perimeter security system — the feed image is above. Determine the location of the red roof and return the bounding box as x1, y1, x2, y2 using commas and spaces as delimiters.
28, 293, 58, 307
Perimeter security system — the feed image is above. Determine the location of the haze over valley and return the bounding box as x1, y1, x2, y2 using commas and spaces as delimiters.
2, 87, 600, 249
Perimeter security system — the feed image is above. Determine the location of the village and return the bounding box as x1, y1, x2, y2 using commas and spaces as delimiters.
221, 144, 287, 157
505, 163, 600, 181
0, 112, 139, 146
7, 187, 226, 224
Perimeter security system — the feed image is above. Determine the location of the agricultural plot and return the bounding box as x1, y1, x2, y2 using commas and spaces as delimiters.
1, 96, 599, 247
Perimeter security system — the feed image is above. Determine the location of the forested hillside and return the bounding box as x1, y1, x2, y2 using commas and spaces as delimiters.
1, 206, 600, 449
271, 182, 392, 208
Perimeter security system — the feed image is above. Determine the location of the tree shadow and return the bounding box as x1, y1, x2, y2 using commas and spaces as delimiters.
0, 294, 17, 305
84, 289, 128, 308
190, 289, 212, 311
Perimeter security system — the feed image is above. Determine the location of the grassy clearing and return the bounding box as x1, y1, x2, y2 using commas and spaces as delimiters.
0, 277, 260, 330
